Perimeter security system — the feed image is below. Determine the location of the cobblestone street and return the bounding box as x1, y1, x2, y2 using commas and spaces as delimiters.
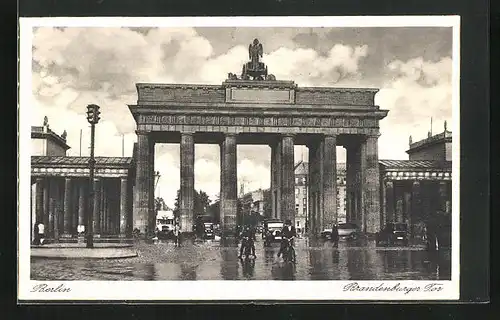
31, 237, 451, 281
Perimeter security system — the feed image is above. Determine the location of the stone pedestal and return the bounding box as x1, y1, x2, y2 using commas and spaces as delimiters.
280, 134, 295, 224
133, 131, 151, 234
221, 134, 237, 236
180, 132, 195, 233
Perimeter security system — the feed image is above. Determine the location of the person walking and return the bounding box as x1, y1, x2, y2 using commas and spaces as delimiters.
37, 221, 45, 245
33, 221, 40, 245
173, 223, 181, 247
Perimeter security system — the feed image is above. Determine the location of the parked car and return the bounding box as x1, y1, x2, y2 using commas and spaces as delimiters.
203, 222, 215, 240
425, 211, 452, 252
156, 224, 174, 239
320, 227, 337, 240
376, 222, 409, 246
263, 219, 284, 246
338, 223, 359, 240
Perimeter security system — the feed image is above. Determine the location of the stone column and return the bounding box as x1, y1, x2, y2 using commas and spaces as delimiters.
100, 179, 106, 234
394, 181, 404, 223
133, 131, 151, 234
307, 142, 317, 235
51, 181, 60, 239
438, 181, 448, 213
316, 139, 325, 232
323, 134, 338, 228
385, 180, 395, 223
345, 145, 355, 224
43, 179, 50, 234
107, 180, 114, 235
280, 134, 295, 225
411, 181, 422, 238
120, 177, 128, 237
180, 132, 195, 233
381, 178, 386, 228
78, 182, 85, 233
148, 141, 156, 235
35, 178, 44, 224
221, 133, 238, 236
271, 140, 283, 220
362, 134, 381, 234
93, 178, 101, 236
48, 197, 56, 238
219, 142, 225, 227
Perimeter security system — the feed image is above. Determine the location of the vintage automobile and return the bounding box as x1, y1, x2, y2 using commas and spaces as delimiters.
375, 222, 409, 246
425, 211, 452, 252
263, 219, 284, 246
320, 226, 338, 241
338, 223, 359, 240
156, 223, 174, 239
203, 222, 216, 240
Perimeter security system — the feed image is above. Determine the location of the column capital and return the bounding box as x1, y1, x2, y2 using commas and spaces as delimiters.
366, 132, 381, 139
385, 180, 394, 187
224, 133, 238, 138
120, 176, 128, 182
323, 133, 338, 139
181, 131, 195, 136
281, 133, 296, 139
412, 180, 421, 187
135, 130, 150, 135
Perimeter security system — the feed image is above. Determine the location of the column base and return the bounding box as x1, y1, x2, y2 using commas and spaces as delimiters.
60, 233, 73, 238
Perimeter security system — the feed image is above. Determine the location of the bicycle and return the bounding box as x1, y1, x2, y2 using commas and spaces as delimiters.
282, 237, 296, 263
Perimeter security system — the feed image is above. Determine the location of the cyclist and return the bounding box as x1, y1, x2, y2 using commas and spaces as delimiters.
277, 219, 296, 258
238, 225, 256, 258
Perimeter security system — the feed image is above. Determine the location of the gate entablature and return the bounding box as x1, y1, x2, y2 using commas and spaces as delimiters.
133, 82, 380, 107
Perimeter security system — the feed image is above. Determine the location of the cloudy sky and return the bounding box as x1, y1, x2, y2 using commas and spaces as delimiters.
30, 26, 454, 207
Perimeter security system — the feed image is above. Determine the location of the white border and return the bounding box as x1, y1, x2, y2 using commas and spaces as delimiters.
18, 16, 460, 301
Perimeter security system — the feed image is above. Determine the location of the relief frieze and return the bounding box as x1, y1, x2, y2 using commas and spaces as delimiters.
139, 114, 377, 128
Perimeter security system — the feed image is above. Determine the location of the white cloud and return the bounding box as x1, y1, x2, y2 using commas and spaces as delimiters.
376, 57, 452, 159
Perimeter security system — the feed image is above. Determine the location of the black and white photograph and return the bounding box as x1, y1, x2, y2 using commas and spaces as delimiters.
18, 16, 460, 300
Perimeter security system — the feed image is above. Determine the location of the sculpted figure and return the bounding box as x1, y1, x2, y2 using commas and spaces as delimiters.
61, 130, 67, 140
248, 38, 263, 69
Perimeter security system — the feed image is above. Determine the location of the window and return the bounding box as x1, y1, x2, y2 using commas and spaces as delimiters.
297, 221, 300, 227
295, 208, 299, 214
303, 198, 307, 205
295, 188, 300, 195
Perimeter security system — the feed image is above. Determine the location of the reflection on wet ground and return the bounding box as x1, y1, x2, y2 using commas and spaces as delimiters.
31, 238, 451, 281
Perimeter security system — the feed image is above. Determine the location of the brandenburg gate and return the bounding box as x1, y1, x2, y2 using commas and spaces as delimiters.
128, 39, 388, 236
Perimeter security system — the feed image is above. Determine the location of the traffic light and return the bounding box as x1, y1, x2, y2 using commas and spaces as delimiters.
94, 108, 101, 123
86, 106, 94, 123
86, 104, 101, 124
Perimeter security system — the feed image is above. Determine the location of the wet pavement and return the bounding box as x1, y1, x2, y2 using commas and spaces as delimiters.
31, 237, 451, 281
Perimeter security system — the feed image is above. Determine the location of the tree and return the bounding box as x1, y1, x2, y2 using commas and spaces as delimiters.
155, 197, 167, 211
173, 188, 212, 221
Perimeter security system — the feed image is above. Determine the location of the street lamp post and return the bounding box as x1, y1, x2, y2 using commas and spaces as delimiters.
86, 104, 101, 248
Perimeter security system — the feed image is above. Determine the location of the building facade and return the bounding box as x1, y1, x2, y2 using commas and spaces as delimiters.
294, 161, 347, 233
378, 124, 452, 238
30, 119, 136, 242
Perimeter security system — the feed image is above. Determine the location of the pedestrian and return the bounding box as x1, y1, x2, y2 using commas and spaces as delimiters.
33, 221, 40, 245
173, 223, 181, 247
37, 221, 45, 245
